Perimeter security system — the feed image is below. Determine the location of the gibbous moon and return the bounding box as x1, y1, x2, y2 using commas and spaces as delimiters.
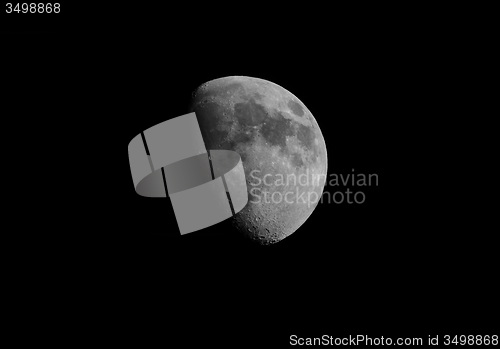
189, 76, 327, 244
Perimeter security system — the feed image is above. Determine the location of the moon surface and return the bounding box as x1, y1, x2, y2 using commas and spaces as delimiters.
189, 76, 327, 244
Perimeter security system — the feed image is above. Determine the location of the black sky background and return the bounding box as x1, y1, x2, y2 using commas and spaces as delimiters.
3, 2, 497, 345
